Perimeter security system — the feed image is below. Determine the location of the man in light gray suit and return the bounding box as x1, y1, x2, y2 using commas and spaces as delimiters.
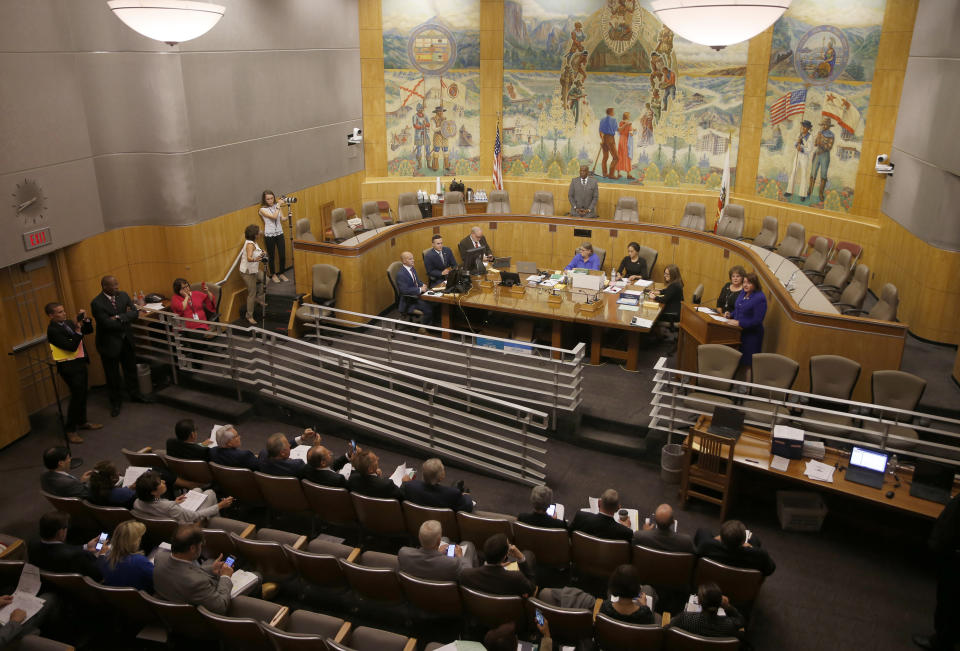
398, 520, 478, 581
568, 164, 599, 219
154, 524, 235, 613
632, 503, 695, 553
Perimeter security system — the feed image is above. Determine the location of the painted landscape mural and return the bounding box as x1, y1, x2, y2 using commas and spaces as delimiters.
756, 0, 887, 213
502, 0, 748, 202
383, 0, 481, 177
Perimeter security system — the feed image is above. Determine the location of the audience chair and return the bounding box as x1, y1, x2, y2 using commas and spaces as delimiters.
861, 370, 926, 451
716, 204, 744, 239
679, 202, 706, 231
339, 558, 405, 608
680, 429, 737, 521
295, 264, 341, 328
694, 557, 764, 609
336, 626, 416, 651
834, 240, 863, 265
637, 246, 658, 280
39, 491, 99, 535
683, 344, 742, 411
814, 248, 852, 289
401, 502, 460, 542
845, 283, 898, 321
631, 544, 696, 607
197, 599, 288, 651
253, 472, 313, 531
512, 522, 571, 569
692, 284, 704, 305
163, 456, 213, 486
10, 635, 78, 650
398, 571, 464, 618
442, 192, 466, 216
397, 193, 423, 223
804, 355, 862, 437
284, 544, 354, 602
749, 216, 778, 249
231, 529, 305, 583
260, 610, 348, 651
357, 550, 400, 570
0, 560, 25, 589
530, 191, 555, 216
83, 501, 134, 533
739, 353, 800, 427
351, 493, 408, 542
775, 222, 806, 260
459, 585, 526, 632
208, 463, 266, 507
0, 536, 25, 561
806, 234, 835, 258
456, 511, 513, 549
130, 514, 179, 550
81, 578, 163, 633
38, 571, 102, 605
613, 196, 639, 222
302, 481, 358, 529
330, 208, 353, 242
569, 531, 630, 582
829, 264, 870, 309
486, 190, 511, 214
594, 612, 665, 651
202, 526, 240, 560
664, 627, 741, 650
799, 236, 830, 277
525, 597, 594, 646
361, 202, 386, 230
122, 447, 166, 469
295, 218, 317, 242
142, 591, 216, 640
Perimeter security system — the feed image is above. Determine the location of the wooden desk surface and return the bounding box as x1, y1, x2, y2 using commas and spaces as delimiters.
423, 268, 664, 332
693, 416, 954, 520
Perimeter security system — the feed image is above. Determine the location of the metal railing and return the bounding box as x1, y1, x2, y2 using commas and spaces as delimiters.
297, 304, 584, 431
649, 357, 960, 467
132, 313, 549, 485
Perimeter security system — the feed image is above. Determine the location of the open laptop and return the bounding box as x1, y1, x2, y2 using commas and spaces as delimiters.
910, 459, 955, 504
845, 446, 888, 489
707, 406, 744, 439
516, 261, 538, 274
492, 256, 511, 269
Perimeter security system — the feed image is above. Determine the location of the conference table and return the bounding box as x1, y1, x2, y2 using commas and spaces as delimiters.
693, 416, 956, 519
422, 267, 664, 370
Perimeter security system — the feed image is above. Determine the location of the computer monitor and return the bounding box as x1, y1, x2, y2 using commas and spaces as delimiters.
462, 247, 487, 276
499, 271, 521, 287
913, 460, 954, 491
444, 267, 469, 293
492, 256, 511, 269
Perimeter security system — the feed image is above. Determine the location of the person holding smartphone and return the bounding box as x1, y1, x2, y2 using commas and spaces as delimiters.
633, 503, 694, 553
398, 519, 479, 581
694, 520, 776, 576
518, 485, 567, 529
171, 278, 216, 331
97, 520, 154, 592
598, 564, 657, 624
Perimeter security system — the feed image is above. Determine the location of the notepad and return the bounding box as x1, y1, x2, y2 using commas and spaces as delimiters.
634, 279, 654, 287
617, 296, 639, 306
229, 570, 259, 597
770, 455, 790, 472
288, 445, 309, 462
696, 306, 717, 313
122, 466, 151, 487
179, 490, 208, 512
0, 593, 45, 625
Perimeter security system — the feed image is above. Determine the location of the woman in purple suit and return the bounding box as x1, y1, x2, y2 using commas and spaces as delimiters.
726, 271, 767, 381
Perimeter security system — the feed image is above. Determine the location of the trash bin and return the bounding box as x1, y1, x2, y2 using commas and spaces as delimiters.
660, 443, 684, 484
136, 363, 152, 396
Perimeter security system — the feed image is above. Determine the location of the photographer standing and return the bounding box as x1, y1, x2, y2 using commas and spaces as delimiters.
258, 190, 287, 283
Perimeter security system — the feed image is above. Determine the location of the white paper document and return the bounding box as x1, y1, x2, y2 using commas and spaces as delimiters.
0, 593, 45, 625
207, 425, 222, 447
696, 306, 717, 314
390, 463, 409, 487
229, 569, 259, 597
603, 285, 624, 294
773, 424, 804, 441
770, 455, 791, 472
141, 302, 165, 311
804, 460, 835, 483
630, 316, 653, 326
288, 445, 309, 462
633, 279, 654, 287
622, 290, 644, 297
15, 564, 41, 597
179, 489, 209, 512
122, 466, 151, 487
708, 314, 731, 323
338, 463, 353, 479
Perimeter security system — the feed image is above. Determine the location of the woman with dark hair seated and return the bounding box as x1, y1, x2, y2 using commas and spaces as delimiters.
650, 264, 684, 335
88, 460, 135, 509
97, 520, 153, 592
170, 278, 216, 330
598, 564, 657, 624
667, 582, 744, 638
616, 241, 648, 282
131, 470, 233, 524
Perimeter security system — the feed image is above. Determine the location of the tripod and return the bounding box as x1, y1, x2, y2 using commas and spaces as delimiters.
46, 360, 83, 469
284, 197, 296, 286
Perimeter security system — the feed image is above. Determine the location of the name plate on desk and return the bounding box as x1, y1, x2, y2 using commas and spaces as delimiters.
575, 300, 604, 314
547, 293, 563, 305
507, 285, 525, 296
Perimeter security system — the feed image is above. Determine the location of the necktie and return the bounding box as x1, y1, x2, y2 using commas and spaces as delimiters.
438, 249, 444, 260
582, 179, 586, 185
408, 267, 417, 284
108, 294, 117, 310
474, 240, 479, 248
63, 322, 75, 335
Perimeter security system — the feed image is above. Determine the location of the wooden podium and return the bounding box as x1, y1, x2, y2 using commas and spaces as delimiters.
677, 303, 741, 372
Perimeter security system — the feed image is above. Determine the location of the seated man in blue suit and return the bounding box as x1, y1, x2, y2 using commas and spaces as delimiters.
209, 424, 259, 471
395, 251, 433, 326
402, 458, 474, 512
423, 234, 458, 288
564, 242, 601, 271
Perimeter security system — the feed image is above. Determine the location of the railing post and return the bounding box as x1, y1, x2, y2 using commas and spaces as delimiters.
163, 313, 179, 385
225, 326, 241, 401
668, 368, 679, 445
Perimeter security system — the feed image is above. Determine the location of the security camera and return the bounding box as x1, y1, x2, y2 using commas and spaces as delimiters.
347, 128, 363, 145
875, 154, 894, 175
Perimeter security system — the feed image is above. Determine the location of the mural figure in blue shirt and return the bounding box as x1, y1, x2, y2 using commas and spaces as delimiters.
599, 108, 619, 179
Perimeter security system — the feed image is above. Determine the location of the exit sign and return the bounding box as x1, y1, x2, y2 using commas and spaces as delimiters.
23, 227, 52, 251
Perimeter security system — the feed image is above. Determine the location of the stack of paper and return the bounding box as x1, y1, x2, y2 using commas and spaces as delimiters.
630, 317, 654, 327
603, 285, 624, 294
389, 463, 411, 487
770, 455, 791, 472
288, 445, 309, 462
804, 460, 835, 483
708, 314, 731, 323
622, 290, 643, 297
179, 490, 209, 512
229, 569, 260, 597
0, 564, 45, 625
696, 306, 717, 314
634, 279, 654, 287
122, 466, 151, 487
803, 440, 826, 460
540, 279, 559, 288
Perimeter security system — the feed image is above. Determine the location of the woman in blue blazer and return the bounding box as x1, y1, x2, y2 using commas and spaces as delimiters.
726, 271, 767, 381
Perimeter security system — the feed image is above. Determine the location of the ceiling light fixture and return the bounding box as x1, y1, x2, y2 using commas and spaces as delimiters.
651, 0, 792, 50
107, 0, 226, 46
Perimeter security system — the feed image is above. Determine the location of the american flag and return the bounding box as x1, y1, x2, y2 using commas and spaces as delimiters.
492, 116, 503, 190
769, 89, 807, 126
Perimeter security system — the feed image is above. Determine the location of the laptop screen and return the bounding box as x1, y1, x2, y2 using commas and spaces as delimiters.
850, 446, 888, 472
713, 406, 744, 431
913, 460, 955, 490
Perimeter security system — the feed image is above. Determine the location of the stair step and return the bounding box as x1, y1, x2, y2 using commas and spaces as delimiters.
154, 384, 252, 422
573, 425, 649, 458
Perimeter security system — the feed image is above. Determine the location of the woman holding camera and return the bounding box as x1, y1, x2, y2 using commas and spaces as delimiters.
258, 190, 287, 283
241, 224, 266, 325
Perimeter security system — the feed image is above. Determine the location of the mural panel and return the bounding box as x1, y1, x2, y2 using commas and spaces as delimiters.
384, 0, 481, 177
502, 0, 747, 197
756, 0, 886, 213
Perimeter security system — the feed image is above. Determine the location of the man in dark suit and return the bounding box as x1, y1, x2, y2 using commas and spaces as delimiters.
517, 485, 567, 529
347, 450, 408, 499
633, 503, 695, 553
459, 533, 536, 597
45, 302, 101, 443
694, 520, 776, 576
257, 432, 311, 478
568, 164, 599, 218
914, 492, 960, 650
40, 446, 91, 498
398, 520, 478, 581
395, 251, 433, 326
209, 425, 259, 470
90, 275, 147, 417
166, 418, 211, 461
423, 234, 458, 288
27, 512, 102, 579
302, 445, 351, 487
457, 226, 493, 263
568, 488, 633, 543
402, 458, 474, 512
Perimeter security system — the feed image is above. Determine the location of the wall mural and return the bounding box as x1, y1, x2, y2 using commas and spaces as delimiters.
383, 0, 481, 177
502, 0, 747, 198
756, 0, 887, 213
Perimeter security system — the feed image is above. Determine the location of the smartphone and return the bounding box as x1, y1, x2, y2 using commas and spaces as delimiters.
224, 556, 236, 568
406, 469, 416, 479
535, 609, 545, 627
546, 504, 556, 517
95, 532, 108, 551
349, 439, 356, 454
745, 529, 753, 544
446, 544, 457, 558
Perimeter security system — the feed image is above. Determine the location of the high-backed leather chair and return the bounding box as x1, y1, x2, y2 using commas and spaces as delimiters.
679, 202, 706, 231
815, 248, 852, 290
684, 344, 742, 411
740, 353, 800, 426
386, 261, 423, 321
805, 355, 861, 436
861, 370, 926, 451
295, 264, 341, 325
830, 264, 869, 309
845, 283, 898, 321
486, 190, 511, 214
397, 193, 422, 223
800, 236, 830, 277
613, 197, 639, 222
751, 215, 779, 249
295, 218, 317, 242
361, 202, 386, 230
716, 204, 744, 239
691, 284, 704, 305
776, 222, 806, 259
330, 208, 353, 242
637, 246, 658, 281
530, 192, 555, 216
443, 191, 466, 216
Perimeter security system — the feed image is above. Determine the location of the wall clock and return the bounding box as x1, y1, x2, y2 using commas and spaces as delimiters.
12, 179, 47, 227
